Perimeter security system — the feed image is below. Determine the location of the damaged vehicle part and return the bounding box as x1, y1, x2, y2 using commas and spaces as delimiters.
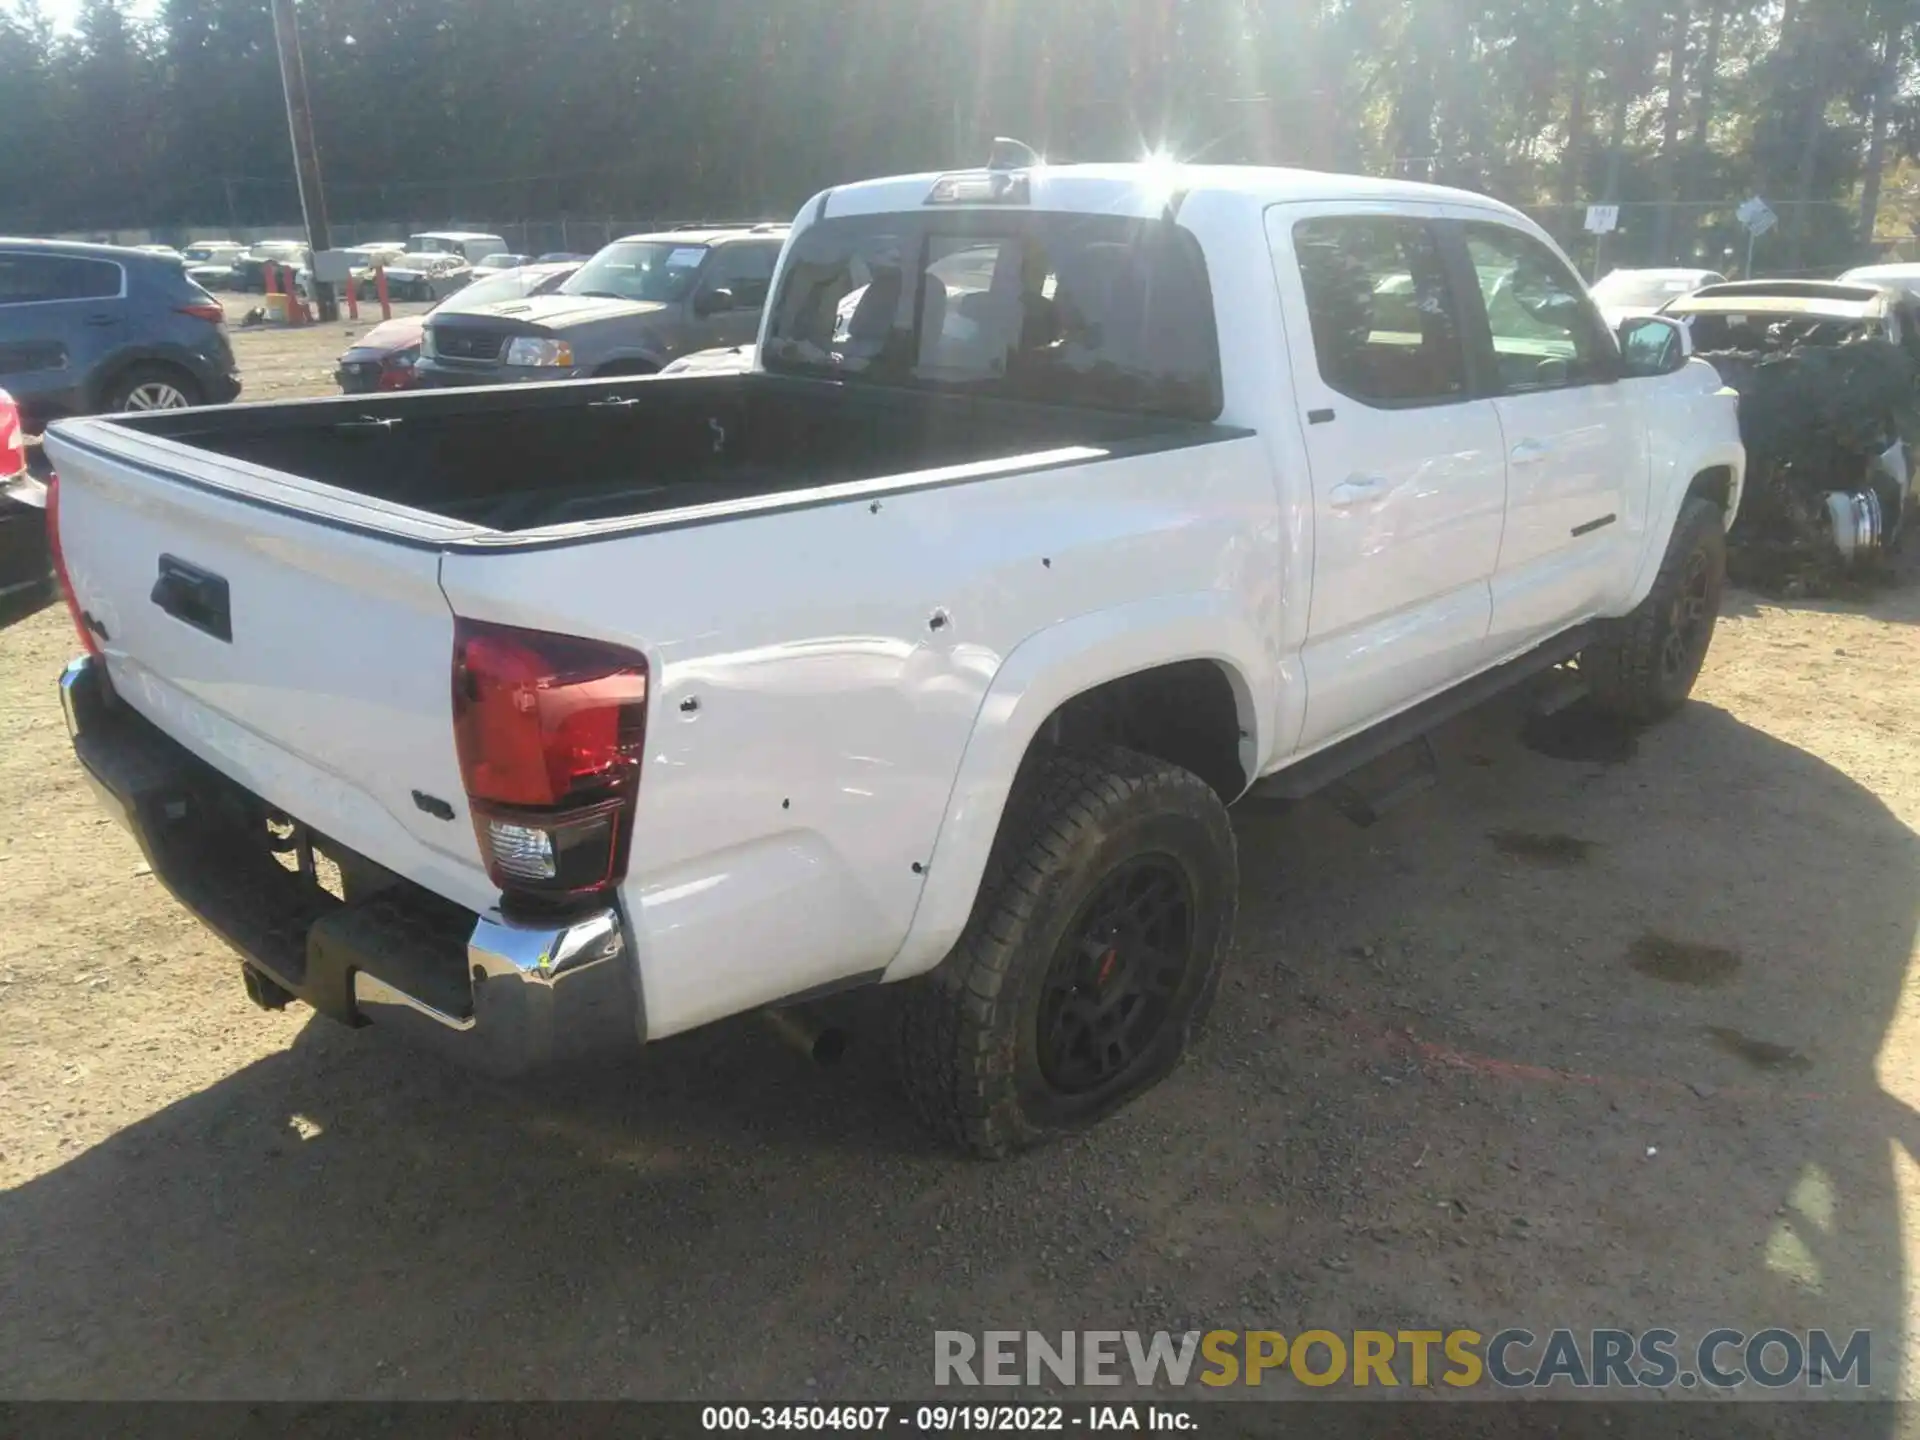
1661, 282, 1920, 584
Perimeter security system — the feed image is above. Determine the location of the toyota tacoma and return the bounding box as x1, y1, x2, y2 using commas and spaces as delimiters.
44, 150, 1742, 1156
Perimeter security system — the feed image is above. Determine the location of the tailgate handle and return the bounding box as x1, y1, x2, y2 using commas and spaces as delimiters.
151, 554, 232, 643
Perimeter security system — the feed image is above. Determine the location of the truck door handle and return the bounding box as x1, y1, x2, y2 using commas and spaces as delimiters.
1509, 439, 1552, 466
84, 314, 119, 327
1328, 475, 1392, 509
150, 554, 232, 643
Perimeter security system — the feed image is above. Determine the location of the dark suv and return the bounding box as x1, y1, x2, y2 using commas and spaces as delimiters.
0, 239, 242, 429
416, 225, 785, 387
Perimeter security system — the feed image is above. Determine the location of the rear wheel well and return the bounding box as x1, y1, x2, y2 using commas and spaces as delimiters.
1039, 661, 1248, 801
1687, 465, 1734, 511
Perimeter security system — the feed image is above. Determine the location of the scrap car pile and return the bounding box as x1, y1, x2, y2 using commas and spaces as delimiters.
1663, 280, 1920, 588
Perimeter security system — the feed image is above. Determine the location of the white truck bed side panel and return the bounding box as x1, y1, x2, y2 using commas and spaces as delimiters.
439, 435, 1281, 1037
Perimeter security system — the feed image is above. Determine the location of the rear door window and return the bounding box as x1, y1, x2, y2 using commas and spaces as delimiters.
0, 254, 120, 304
764, 211, 1222, 420
1291, 216, 1470, 407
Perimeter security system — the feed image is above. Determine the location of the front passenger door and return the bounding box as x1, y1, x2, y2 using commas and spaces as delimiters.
1461, 222, 1648, 648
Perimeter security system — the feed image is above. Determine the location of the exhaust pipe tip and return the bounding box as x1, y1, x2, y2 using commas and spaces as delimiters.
760, 1005, 849, 1066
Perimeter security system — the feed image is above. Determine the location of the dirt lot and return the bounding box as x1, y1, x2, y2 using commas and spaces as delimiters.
5, 317, 1920, 1412
212, 293, 435, 403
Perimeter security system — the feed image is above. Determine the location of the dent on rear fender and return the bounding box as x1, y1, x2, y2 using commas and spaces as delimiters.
631, 832, 883, 1038
879, 597, 1278, 985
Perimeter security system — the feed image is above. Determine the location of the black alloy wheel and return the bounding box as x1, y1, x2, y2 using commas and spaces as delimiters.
1036, 856, 1196, 1097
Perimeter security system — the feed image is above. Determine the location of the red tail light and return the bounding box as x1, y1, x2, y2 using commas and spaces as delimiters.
175, 302, 226, 324
452, 619, 648, 906
0, 389, 22, 477
45, 470, 101, 658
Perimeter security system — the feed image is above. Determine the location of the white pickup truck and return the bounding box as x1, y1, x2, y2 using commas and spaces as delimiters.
46, 152, 1743, 1157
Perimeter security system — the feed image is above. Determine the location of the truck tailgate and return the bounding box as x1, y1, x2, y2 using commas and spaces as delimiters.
46, 429, 493, 913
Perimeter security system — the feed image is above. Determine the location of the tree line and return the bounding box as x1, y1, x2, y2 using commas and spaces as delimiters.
0, 0, 1914, 273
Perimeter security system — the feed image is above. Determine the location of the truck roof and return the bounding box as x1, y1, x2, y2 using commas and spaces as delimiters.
813, 161, 1530, 224
613, 225, 791, 246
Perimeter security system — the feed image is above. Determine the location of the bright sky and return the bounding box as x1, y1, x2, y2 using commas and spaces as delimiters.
35, 0, 156, 32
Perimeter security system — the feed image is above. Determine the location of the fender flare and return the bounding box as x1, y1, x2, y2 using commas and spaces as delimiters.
881, 592, 1276, 983
1625, 440, 1745, 610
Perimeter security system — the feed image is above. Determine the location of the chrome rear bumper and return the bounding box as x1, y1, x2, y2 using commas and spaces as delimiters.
61, 654, 641, 1075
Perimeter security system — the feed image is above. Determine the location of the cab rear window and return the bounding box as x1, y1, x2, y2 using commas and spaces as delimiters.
763, 211, 1222, 421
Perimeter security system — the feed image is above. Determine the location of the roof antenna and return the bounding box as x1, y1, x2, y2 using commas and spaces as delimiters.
988, 136, 1041, 171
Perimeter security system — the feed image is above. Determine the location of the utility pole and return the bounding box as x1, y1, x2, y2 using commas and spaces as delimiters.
269, 0, 337, 321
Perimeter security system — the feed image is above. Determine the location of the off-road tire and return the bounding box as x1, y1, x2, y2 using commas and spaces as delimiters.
1583, 497, 1726, 723
897, 746, 1237, 1159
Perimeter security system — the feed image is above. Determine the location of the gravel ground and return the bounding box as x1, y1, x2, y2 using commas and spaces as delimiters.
4, 317, 1920, 1415
214, 291, 435, 403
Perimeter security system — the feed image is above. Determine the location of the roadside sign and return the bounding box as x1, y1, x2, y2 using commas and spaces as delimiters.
1584, 205, 1620, 235
1736, 197, 1777, 237
1736, 196, 1777, 278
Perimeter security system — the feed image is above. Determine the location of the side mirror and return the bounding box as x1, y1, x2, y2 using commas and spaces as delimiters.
695, 286, 736, 317
1618, 315, 1693, 377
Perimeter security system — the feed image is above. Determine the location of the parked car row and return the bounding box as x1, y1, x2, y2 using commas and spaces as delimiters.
1588, 261, 1920, 329
334, 261, 582, 393
379, 252, 474, 302
15, 224, 1917, 517
229, 239, 311, 292
412, 224, 783, 387
182, 240, 249, 288
1589, 267, 1728, 328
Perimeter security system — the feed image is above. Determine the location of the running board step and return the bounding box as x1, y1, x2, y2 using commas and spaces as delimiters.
1527, 666, 1590, 718
1242, 622, 1603, 811
1324, 735, 1440, 826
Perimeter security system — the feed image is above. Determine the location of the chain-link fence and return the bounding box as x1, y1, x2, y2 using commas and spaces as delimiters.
52, 216, 792, 256
59, 195, 1913, 280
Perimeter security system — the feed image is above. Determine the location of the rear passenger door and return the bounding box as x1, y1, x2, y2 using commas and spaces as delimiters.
0, 252, 124, 421
1458, 220, 1647, 647
1267, 205, 1508, 752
